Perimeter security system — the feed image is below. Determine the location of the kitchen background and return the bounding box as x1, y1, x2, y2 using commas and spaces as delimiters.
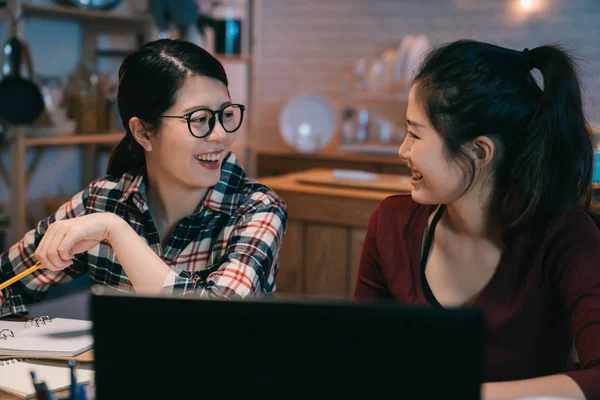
0, 0, 599, 247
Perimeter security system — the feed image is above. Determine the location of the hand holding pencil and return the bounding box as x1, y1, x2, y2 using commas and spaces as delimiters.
0, 213, 120, 291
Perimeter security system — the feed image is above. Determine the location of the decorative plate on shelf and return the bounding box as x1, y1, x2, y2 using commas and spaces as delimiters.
279, 94, 337, 153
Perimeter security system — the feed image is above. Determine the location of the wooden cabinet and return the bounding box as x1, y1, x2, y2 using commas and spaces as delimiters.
255, 148, 411, 178
259, 169, 411, 299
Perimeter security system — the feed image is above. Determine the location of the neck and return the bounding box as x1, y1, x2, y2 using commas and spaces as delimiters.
443, 185, 500, 242
145, 163, 208, 228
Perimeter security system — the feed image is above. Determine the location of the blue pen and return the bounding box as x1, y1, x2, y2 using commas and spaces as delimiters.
29, 371, 58, 400
69, 360, 77, 400
76, 383, 87, 400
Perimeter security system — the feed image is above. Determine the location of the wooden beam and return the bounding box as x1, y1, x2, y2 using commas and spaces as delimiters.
8, 127, 27, 244
0, 158, 10, 189
26, 147, 44, 185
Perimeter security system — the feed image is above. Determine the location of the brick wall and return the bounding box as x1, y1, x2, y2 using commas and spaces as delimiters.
251, 0, 600, 150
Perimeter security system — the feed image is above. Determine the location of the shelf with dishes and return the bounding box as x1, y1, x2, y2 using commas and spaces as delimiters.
0, 2, 151, 26
278, 92, 407, 156
279, 34, 431, 156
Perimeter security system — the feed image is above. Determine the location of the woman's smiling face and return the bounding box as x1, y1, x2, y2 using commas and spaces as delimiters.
146, 75, 237, 190
399, 83, 469, 205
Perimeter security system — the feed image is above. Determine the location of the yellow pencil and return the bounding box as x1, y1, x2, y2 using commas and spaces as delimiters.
0, 263, 43, 291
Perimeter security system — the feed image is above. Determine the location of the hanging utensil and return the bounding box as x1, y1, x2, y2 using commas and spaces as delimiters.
0, 13, 45, 125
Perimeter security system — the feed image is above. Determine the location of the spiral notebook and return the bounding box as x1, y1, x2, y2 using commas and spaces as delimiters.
0, 359, 94, 399
0, 317, 93, 357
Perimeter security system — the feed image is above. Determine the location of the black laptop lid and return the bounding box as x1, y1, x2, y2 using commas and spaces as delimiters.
92, 291, 485, 400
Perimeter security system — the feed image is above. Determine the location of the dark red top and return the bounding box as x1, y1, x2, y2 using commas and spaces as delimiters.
354, 194, 600, 399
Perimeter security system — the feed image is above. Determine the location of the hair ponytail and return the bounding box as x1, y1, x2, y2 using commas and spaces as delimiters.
500, 45, 594, 226
106, 132, 146, 177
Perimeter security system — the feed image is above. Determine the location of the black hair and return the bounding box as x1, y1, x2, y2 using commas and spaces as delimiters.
414, 39, 595, 233
106, 39, 228, 177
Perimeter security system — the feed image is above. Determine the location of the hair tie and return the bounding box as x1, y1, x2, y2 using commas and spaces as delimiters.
522, 48, 534, 71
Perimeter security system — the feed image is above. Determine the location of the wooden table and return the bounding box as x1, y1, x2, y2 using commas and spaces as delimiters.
259, 168, 411, 300
255, 148, 411, 177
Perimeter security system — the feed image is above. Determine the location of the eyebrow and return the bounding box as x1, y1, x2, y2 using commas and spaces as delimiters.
182, 101, 232, 114
406, 119, 427, 130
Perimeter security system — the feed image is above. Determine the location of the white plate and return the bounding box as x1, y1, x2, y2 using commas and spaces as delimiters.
279, 94, 337, 153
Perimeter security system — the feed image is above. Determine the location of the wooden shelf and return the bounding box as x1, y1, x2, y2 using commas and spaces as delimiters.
25, 132, 124, 147
1, 3, 151, 26
337, 143, 401, 156
257, 148, 407, 165
216, 55, 252, 64
95, 48, 133, 58
593, 183, 600, 190
256, 148, 411, 178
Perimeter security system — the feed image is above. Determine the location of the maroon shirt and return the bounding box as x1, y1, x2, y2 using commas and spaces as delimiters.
354, 194, 600, 399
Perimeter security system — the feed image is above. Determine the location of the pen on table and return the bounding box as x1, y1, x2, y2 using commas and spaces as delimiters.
0, 263, 43, 291
76, 382, 87, 400
29, 370, 58, 400
69, 360, 77, 400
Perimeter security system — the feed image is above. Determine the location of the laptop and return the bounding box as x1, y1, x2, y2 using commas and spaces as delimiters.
91, 289, 485, 400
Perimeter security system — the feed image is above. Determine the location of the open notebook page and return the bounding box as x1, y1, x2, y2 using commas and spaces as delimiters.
0, 320, 29, 337
0, 359, 94, 399
0, 318, 93, 357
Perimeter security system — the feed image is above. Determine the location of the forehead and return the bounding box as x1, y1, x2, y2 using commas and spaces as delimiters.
407, 84, 425, 118
174, 75, 229, 109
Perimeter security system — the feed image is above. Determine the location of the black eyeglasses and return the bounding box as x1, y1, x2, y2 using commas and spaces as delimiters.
161, 103, 246, 139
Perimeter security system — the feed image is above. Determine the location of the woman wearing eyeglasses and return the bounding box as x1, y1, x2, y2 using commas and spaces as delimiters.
0, 39, 288, 316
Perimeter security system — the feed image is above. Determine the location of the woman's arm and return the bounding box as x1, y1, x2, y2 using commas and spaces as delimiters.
483, 209, 600, 400
161, 201, 288, 298
353, 207, 393, 301
36, 199, 287, 298
107, 216, 171, 294
34, 212, 170, 295
0, 187, 91, 317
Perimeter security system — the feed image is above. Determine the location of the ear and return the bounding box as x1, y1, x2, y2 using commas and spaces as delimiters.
129, 117, 153, 152
467, 136, 495, 167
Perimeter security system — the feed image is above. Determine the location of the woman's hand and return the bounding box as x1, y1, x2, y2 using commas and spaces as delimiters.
35, 212, 123, 271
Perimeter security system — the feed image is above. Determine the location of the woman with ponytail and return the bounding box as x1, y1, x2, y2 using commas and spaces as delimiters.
0, 39, 287, 311
354, 40, 600, 399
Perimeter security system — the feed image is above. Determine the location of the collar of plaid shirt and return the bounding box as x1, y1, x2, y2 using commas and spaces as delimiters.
116, 151, 246, 217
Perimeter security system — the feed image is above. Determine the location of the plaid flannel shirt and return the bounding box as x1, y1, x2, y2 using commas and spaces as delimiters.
0, 152, 287, 317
